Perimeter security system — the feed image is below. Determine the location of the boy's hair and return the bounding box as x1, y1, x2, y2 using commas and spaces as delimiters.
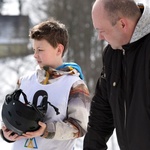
103, 0, 141, 26
29, 18, 69, 56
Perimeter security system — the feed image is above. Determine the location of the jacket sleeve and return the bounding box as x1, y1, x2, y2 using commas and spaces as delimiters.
45, 80, 90, 140
84, 49, 114, 150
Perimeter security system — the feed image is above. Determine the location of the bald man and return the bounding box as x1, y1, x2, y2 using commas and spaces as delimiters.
84, 0, 150, 150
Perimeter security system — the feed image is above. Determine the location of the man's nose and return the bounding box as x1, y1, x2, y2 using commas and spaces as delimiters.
98, 33, 105, 40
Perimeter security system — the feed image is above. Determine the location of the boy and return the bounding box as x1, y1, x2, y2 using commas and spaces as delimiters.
1, 18, 90, 150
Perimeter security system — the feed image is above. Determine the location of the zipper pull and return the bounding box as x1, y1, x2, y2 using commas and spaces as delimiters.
122, 49, 125, 55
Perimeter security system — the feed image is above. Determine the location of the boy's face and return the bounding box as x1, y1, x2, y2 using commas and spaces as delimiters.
33, 39, 63, 68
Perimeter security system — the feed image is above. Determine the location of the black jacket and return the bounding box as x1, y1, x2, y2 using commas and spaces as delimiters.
84, 33, 150, 150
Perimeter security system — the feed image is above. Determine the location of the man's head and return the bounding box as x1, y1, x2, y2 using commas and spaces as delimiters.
29, 18, 69, 56
92, 0, 141, 49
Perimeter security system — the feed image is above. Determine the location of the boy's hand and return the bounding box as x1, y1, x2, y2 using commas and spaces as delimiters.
1, 125, 22, 141
22, 121, 46, 138
1, 121, 46, 141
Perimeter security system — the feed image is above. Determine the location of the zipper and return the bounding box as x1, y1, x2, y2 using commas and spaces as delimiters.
121, 48, 129, 149
124, 99, 127, 128
122, 48, 127, 128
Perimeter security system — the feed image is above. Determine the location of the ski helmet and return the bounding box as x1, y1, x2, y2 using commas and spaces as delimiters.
1, 89, 48, 135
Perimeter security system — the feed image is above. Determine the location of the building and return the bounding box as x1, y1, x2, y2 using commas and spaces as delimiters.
0, 15, 31, 58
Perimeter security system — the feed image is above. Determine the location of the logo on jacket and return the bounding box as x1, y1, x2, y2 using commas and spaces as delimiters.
24, 138, 38, 149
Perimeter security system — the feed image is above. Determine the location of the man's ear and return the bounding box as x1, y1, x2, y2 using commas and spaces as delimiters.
119, 18, 131, 34
57, 44, 64, 56
119, 18, 126, 29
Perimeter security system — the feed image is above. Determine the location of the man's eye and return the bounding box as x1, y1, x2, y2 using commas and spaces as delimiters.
99, 31, 104, 34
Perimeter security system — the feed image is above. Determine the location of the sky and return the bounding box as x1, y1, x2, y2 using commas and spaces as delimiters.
1, 0, 42, 23
2, 1, 19, 15
1, 0, 31, 15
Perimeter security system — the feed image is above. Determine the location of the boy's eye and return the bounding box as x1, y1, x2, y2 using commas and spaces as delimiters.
33, 49, 43, 53
37, 49, 43, 52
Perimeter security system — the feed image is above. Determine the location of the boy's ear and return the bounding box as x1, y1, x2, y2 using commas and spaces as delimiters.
57, 44, 64, 56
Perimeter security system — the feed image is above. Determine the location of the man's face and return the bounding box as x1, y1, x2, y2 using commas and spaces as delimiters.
92, 0, 125, 49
